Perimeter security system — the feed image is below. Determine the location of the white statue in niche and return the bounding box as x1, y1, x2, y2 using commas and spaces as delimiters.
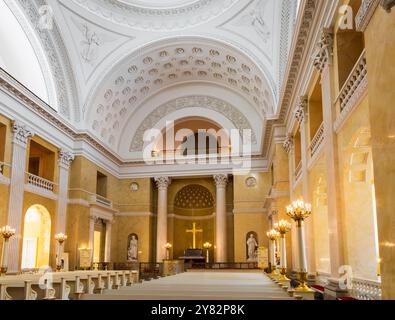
247, 234, 258, 262
127, 235, 138, 261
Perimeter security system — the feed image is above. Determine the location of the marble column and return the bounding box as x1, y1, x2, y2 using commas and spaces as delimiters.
314, 29, 345, 286
104, 220, 113, 262
283, 137, 298, 270
295, 97, 316, 278
56, 151, 74, 234
214, 174, 228, 262
89, 216, 96, 263
155, 177, 171, 262
6, 121, 34, 273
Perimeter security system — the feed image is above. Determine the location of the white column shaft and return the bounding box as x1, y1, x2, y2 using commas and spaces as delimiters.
7, 142, 29, 273
89, 217, 95, 263
280, 236, 287, 270
156, 187, 168, 262
296, 222, 307, 272
56, 166, 70, 234
215, 185, 227, 262
105, 222, 112, 262
321, 65, 345, 277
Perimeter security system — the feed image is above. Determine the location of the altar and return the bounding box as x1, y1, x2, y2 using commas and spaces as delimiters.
178, 248, 205, 264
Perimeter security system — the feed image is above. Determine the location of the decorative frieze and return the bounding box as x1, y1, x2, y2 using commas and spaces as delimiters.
312, 29, 334, 73
12, 121, 34, 147
294, 96, 308, 125
154, 176, 171, 190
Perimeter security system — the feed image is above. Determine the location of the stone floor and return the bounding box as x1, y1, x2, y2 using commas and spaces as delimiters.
82, 271, 293, 300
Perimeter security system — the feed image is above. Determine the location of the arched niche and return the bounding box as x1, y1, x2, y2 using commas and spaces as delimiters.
21, 205, 52, 269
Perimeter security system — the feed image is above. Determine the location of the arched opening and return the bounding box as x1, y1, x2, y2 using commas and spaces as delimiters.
21, 205, 52, 269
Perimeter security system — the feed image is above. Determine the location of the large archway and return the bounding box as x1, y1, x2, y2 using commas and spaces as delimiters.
21, 205, 52, 269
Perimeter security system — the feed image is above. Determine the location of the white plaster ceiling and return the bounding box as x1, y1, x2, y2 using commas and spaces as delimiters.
9, 0, 297, 161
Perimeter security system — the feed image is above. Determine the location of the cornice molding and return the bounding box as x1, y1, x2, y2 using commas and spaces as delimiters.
356, 0, 380, 31
262, 0, 318, 158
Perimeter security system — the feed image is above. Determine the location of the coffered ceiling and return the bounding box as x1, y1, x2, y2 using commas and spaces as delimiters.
6, 0, 297, 161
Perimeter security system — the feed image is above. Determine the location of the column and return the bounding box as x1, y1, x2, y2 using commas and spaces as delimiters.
313, 29, 345, 284
6, 121, 34, 273
104, 220, 113, 262
295, 97, 316, 278
154, 177, 171, 262
89, 216, 96, 263
56, 150, 74, 234
213, 174, 228, 262
283, 137, 298, 270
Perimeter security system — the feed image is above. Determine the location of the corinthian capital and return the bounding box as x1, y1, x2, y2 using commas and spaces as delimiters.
59, 150, 75, 169
12, 121, 34, 147
294, 96, 308, 125
283, 135, 293, 154
155, 176, 171, 190
213, 174, 228, 188
312, 29, 333, 72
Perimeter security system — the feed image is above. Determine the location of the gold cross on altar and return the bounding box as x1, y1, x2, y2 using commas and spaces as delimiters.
186, 223, 203, 249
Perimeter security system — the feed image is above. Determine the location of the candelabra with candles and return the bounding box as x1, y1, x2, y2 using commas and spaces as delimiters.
203, 242, 212, 263
266, 229, 280, 274
164, 243, 172, 260
54, 233, 68, 272
286, 199, 313, 292
274, 220, 291, 281
0, 225, 16, 276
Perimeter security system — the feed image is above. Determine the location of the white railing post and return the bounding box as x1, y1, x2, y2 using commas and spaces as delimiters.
26, 172, 55, 192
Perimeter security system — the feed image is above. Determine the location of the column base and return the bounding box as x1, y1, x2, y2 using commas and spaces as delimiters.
277, 268, 290, 281
294, 272, 314, 293
0, 267, 7, 276
324, 278, 349, 300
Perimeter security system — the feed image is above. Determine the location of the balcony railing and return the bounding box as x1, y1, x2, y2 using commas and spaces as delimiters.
338, 50, 367, 113
295, 161, 302, 182
26, 173, 55, 192
309, 122, 325, 158
352, 278, 382, 300
334, 50, 368, 132
90, 194, 113, 208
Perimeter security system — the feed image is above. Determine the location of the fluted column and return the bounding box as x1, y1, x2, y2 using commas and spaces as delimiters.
56, 150, 74, 234
6, 121, 34, 273
295, 97, 316, 277
214, 174, 228, 262
155, 177, 171, 262
314, 29, 345, 283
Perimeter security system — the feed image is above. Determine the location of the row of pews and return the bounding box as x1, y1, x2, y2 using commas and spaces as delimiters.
0, 270, 139, 300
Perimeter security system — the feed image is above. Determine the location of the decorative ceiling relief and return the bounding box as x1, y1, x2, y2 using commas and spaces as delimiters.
236, 0, 271, 43
15, 0, 80, 122
128, 95, 257, 152
72, 0, 238, 31
65, 12, 132, 81
86, 39, 272, 150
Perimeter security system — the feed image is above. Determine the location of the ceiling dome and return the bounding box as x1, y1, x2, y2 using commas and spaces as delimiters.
174, 184, 214, 210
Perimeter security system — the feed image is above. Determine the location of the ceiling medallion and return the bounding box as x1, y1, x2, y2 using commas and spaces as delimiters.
130, 182, 140, 191
245, 177, 257, 188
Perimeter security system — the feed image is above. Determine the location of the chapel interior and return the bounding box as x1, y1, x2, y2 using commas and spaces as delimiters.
0, 0, 394, 301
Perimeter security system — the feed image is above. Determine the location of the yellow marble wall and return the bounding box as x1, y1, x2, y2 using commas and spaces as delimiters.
337, 96, 378, 280
112, 215, 153, 262
363, 7, 395, 299
233, 173, 270, 262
